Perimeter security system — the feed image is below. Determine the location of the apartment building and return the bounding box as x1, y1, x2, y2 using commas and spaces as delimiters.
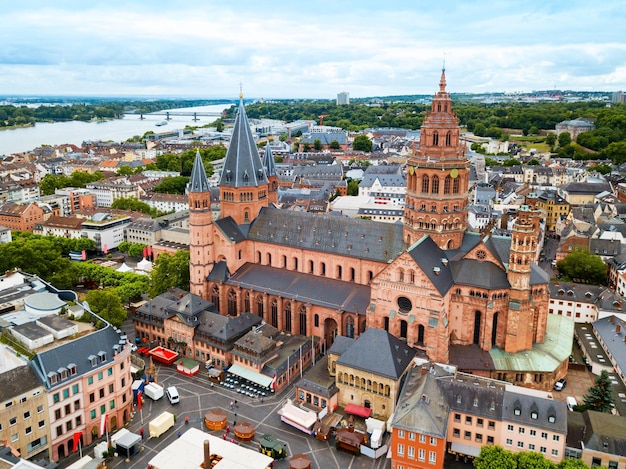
0, 202, 45, 232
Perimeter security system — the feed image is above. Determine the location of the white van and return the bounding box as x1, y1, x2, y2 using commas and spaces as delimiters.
166, 386, 180, 404
566, 396, 577, 412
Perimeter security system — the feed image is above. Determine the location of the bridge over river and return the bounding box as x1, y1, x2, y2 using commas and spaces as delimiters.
132, 110, 224, 121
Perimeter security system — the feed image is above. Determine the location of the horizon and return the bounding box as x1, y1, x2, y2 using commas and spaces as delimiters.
1, 1, 625, 99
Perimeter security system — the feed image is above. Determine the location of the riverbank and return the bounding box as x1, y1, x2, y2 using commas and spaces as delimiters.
0, 123, 35, 131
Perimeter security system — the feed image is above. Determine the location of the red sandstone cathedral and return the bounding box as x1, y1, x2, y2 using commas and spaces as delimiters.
188, 71, 570, 390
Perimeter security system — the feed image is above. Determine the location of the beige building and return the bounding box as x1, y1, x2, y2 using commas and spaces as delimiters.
0, 366, 50, 461
328, 329, 416, 421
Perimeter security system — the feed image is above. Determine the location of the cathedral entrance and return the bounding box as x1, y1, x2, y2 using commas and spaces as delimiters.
324, 318, 338, 350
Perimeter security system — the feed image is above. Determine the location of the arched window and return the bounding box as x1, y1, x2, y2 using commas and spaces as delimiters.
433, 132, 439, 146
244, 211, 249, 223
321, 262, 326, 276
299, 305, 307, 335
417, 324, 425, 345
473, 311, 482, 345
337, 265, 342, 279
453, 177, 460, 194
444, 176, 451, 194
446, 132, 451, 146
256, 295, 264, 317
211, 285, 220, 311
431, 176, 439, 194
227, 289, 237, 316
346, 316, 355, 338
284, 302, 292, 333
243, 292, 250, 312
491, 312, 499, 346
314, 314, 319, 327
309, 260, 314, 273
271, 299, 278, 327
422, 175, 430, 193
350, 268, 356, 282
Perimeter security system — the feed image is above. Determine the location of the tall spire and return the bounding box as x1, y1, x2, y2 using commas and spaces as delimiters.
439, 67, 447, 92
218, 97, 268, 188
263, 143, 277, 177
188, 149, 210, 193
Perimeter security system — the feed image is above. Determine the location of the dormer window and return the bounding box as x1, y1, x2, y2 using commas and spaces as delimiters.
548, 415, 555, 423
47, 372, 58, 385
514, 407, 521, 416
88, 355, 97, 367
225, 170, 232, 182
243, 171, 249, 182
531, 411, 538, 420
98, 351, 107, 363
68, 363, 77, 376
457, 395, 462, 404
473, 398, 479, 407
58, 367, 68, 380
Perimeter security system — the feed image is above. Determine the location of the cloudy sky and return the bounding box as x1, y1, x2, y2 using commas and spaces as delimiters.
1, 0, 625, 99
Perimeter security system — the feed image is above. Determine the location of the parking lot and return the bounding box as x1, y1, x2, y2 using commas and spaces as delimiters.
60, 357, 392, 469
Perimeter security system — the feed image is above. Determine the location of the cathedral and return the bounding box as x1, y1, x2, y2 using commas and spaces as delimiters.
188, 70, 572, 390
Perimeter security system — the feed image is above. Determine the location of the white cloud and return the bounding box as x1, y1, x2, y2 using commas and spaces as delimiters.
0, 1, 624, 97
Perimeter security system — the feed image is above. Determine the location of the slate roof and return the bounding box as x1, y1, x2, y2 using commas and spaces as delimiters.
225, 263, 370, 315
30, 324, 125, 389
450, 259, 510, 290
336, 328, 416, 379
502, 388, 567, 433
407, 236, 454, 296
214, 217, 246, 243
195, 311, 262, 344
327, 336, 354, 356
219, 100, 268, 188
0, 365, 42, 402
392, 365, 450, 438
247, 206, 405, 263
561, 181, 612, 195
580, 410, 626, 456
207, 260, 230, 283
359, 173, 406, 189
189, 149, 211, 193
438, 373, 506, 420
262, 145, 277, 178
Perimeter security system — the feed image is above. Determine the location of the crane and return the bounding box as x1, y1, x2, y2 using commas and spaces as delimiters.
318, 114, 330, 126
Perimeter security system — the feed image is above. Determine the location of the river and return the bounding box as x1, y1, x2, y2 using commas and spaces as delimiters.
0, 103, 233, 156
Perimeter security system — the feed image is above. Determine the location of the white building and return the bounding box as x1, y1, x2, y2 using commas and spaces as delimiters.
81, 213, 132, 252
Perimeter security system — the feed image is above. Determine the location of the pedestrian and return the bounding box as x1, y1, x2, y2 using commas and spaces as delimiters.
185, 416, 189, 425
222, 433, 227, 440
177, 431, 181, 438
139, 428, 144, 439
226, 425, 230, 434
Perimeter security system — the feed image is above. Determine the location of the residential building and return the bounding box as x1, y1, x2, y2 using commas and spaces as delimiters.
337, 92, 350, 105
34, 216, 85, 239
548, 282, 605, 323
0, 225, 11, 243
567, 410, 626, 468
85, 178, 142, 208
0, 202, 45, 232
0, 366, 50, 461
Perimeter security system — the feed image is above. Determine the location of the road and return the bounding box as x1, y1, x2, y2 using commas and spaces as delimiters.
59, 320, 391, 469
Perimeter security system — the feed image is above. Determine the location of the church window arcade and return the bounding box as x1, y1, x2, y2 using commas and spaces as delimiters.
422, 175, 429, 193
432, 176, 439, 194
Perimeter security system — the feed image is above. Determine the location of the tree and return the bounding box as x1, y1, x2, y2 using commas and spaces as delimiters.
84, 289, 127, 328
583, 369, 615, 413
352, 134, 373, 152
545, 132, 557, 147
556, 250, 607, 285
527, 158, 541, 165
152, 176, 190, 195
313, 138, 323, 151
149, 250, 190, 297
329, 139, 341, 150
516, 451, 555, 469
111, 197, 157, 216
302, 142, 311, 152
117, 165, 135, 176
557, 459, 590, 469
473, 445, 517, 469
558, 132, 572, 147
347, 179, 360, 196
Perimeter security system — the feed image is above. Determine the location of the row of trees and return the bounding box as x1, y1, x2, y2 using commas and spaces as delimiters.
39, 171, 105, 196
0, 233, 190, 327
474, 446, 589, 469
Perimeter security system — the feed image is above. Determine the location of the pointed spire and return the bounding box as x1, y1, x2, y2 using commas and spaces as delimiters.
439, 67, 447, 93
263, 143, 277, 177
188, 149, 210, 193
219, 93, 268, 188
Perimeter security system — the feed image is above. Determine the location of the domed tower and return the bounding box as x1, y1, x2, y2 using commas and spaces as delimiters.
404, 69, 470, 249
219, 92, 270, 224
188, 150, 214, 297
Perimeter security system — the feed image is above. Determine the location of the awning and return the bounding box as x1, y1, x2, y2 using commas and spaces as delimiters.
344, 404, 372, 418
227, 364, 273, 387
450, 442, 481, 457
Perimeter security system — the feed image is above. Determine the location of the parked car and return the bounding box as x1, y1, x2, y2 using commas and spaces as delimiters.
554, 378, 567, 391
166, 386, 180, 404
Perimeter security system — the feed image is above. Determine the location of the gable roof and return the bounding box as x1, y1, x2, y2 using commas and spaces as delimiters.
218, 100, 268, 188
247, 207, 405, 263
336, 328, 416, 379
407, 236, 454, 296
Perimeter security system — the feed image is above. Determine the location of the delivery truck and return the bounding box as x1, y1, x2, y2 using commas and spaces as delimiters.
144, 382, 164, 401
149, 411, 175, 438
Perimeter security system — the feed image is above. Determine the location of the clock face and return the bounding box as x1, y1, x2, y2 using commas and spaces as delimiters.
476, 249, 487, 260
450, 168, 459, 179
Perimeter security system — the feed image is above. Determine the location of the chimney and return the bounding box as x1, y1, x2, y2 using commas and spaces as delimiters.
203, 440, 210, 469
617, 324, 621, 334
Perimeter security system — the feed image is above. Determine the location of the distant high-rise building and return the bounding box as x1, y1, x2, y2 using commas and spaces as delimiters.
612, 91, 625, 104
336, 91, 350, 105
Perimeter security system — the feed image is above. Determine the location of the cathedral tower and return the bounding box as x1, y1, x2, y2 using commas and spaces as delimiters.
188, 150, 214, 296
404, 69, 470, 249
262, 143, 279, 205
218, 94, 270, 224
